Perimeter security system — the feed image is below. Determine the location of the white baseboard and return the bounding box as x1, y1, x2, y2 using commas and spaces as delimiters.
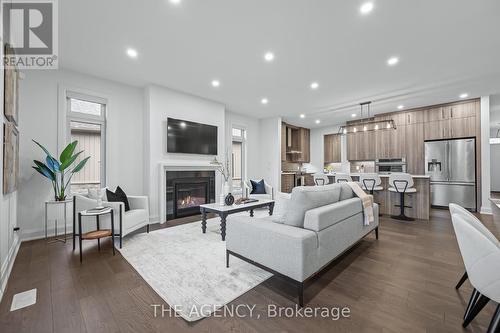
480, 206, 493, 215
0, 234, 20, 303
21, 225, 74, 242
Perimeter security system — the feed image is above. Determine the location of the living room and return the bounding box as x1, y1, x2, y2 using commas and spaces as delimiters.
1, 0, 500, 332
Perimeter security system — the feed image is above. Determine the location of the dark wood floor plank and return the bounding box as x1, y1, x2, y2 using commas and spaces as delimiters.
1, 209, 499, 332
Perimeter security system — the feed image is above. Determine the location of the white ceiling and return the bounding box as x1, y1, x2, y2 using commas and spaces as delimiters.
59, 0, 500, 127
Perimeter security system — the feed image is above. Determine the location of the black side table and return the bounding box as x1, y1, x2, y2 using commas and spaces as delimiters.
76, 208, 115, 263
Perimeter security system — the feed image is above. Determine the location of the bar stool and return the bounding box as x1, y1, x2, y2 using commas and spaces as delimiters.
359, 173, 383, 195
388, 173, 416, 221
335, 173, 352, 183
313, 173, 330, 186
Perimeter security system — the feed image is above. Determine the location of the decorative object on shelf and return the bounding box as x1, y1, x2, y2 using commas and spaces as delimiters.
210, 151, 231, 206
338, 101, 396, 135
3, 122, 19, 194
224, 193, 235, 206
32, 140, 90, 201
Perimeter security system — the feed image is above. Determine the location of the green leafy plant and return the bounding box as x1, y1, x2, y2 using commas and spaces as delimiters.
32, 140, 90, 201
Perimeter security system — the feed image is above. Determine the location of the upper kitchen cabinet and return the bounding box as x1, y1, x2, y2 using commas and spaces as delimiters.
347, 131, 375, 161
405, 110, 425, 125
324, 134, 341, 163
445, 100, 478, 119
375, 125, 406, 159
281, 122, 310, 163
424, 106, 447, 122
297, 127, 310, 163
424, 119, 450, 140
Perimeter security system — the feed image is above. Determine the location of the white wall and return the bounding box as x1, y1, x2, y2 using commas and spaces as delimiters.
145, 85, 226, 223
481, 96, 492, 214
258, 117, 282, 193
0, 41, 20, 301
18, 69, 144, 240
225, 111, 261, 182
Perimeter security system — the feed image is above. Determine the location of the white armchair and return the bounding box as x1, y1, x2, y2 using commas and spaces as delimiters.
243, 180, 274, 200
73, 192, 150, 248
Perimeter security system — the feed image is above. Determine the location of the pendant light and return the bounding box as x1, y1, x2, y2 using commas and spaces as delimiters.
339, 101, 396, 135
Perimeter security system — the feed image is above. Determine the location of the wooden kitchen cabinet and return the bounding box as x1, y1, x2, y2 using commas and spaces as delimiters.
281, 123, 287, 161
424, 106, 447, 122
297, 128, 310, 163
346, 133, 358, 161
281, 174, 295, 193
449, 116, 476, 138
324, 134, 341, 163
375, 125, 406, 159
424, 119, 450, 140
405, 110, 425, 125
446, 101, 477, 119
405, 123, 425, 174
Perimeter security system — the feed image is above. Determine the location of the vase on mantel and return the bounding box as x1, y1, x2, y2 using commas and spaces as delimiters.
219, 181, 227, 206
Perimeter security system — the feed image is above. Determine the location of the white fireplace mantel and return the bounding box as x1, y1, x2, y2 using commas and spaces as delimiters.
158, 161, 220, 224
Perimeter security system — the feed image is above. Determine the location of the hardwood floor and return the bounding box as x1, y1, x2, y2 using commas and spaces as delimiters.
1, 209, 498, 332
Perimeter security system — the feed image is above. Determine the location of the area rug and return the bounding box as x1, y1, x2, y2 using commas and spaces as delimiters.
118, 213, 273, 322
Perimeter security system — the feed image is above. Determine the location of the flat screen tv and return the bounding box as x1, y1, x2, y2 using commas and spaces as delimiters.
167, 118, 218, 155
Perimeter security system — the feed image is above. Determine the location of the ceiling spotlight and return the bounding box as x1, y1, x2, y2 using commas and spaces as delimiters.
397, 105, 404, 110
387, 56, 399, 66
211, 80, 220, 87
315, 119, 321, 124
261, 98, 269, 105
169, 0, 181, 4
360, 2, 374, 14
126, 48, 138, 58
264, 52, 275, 62
460, 93, 469, 99
351, 113, 357, 118
300, 114, 305, 119
180, 122, 186, 128
310, 82, 319, 90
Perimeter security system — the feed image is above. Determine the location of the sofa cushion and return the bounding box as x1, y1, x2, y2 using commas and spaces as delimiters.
339, 183, 355, 201
250, 179, 266, 194
303, 197, 363, 232
272, 192, 291, 224
285, 184, 342, 228
106, 186, 130, 211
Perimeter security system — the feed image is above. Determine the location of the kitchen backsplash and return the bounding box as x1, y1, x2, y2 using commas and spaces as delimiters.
350, 161, 375, 173
282, 161, 302, 172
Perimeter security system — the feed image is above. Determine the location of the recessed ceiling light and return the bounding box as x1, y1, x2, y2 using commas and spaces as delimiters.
397, 105, 404, 110
387, 56, 399, 66
460, 93, 469, 99
351, 113, 357, 118
180, 122, 186, 128
300, 114, 305, 119
310, 82, 319, 90
211, 80, 220, 88
261, 98, 269, 105
169, 0, 181, 4
360, 2, 374, 14
264, 52, 275, 62
126, 48, 138, 58
315, 119, 321, 124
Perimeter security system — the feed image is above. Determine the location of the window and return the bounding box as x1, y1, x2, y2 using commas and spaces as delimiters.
66, 93, 106, 194
231, 127, 246, 192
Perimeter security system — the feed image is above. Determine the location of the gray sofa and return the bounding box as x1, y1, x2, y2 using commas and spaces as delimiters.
226, 183, 379, 306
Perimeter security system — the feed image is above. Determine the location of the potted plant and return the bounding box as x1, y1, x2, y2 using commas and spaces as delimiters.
32, 140, 90, 201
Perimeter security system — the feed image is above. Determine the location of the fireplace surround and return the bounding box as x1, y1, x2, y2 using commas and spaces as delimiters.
166, 170, 215, 220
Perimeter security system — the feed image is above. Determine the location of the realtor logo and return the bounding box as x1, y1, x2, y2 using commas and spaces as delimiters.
2, 0, 58, 69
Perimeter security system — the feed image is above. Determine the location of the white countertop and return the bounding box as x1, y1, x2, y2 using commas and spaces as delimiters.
325, 172, 430, 179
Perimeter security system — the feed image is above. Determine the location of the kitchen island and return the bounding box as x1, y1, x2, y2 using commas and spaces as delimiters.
326, 173, 430, 220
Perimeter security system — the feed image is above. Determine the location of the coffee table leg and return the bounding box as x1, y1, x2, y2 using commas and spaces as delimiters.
269, 202, 275, 216
201, 208, 207, 234
250, 209, 254, 217
220, 213, 227, 241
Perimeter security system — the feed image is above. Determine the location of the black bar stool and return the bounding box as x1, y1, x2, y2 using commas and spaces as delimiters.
388, 173, 416, 221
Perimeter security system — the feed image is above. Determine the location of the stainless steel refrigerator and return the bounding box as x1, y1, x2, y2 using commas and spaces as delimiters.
424, 138, 476, 210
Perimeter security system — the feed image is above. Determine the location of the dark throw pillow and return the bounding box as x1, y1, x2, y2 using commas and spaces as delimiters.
106, 186, 130, 211
250, 179, 266, 194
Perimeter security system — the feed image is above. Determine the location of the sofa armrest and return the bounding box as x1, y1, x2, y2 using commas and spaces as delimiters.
74, 195, 98, 214
226, 216, 318, 281
264, 182, 274, 199
127, 195, 149, 211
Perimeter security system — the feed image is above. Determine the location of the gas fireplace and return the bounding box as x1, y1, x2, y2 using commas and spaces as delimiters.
166, 170, 215, 220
